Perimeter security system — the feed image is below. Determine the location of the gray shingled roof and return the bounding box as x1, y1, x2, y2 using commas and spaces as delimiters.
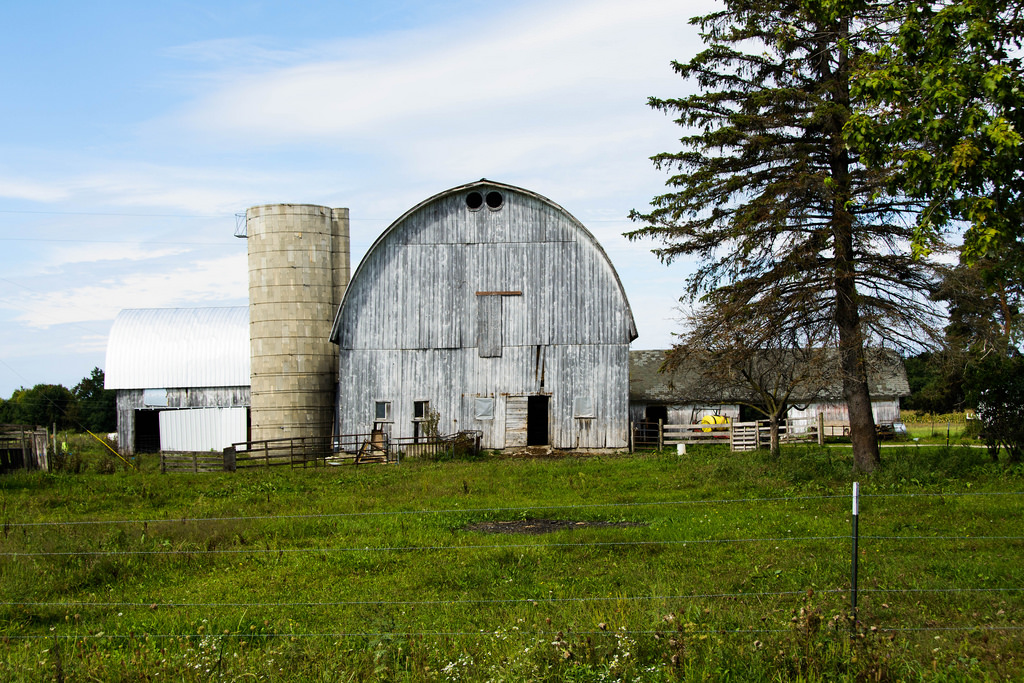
629, 348, 910, 403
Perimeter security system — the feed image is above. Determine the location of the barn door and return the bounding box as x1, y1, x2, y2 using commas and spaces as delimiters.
134, 410, 160, 453
527, 395, 549, 446
504, 395, 550, 447
504, 396, 528, 447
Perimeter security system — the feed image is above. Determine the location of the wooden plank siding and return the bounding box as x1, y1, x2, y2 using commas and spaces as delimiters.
333, 181, 636, 450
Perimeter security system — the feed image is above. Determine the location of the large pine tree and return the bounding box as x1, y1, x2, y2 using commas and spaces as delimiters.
628, 0, 939, 472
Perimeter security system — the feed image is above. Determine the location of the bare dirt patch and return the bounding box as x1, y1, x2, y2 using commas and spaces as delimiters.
463, 518, 646, 535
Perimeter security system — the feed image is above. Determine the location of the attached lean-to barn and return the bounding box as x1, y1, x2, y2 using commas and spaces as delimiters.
629, 348, 910, 428
105, 307, 250, 454
330, 180, 638, 450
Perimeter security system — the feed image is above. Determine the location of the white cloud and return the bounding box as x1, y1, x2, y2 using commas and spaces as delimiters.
68, 167, 274, 214
46, 243, 193, 269
0, 178, 71, 202
15, 253, 247, 328
162, 37, 308, 68
169, 0, 711, 145
69, 334, 111, 355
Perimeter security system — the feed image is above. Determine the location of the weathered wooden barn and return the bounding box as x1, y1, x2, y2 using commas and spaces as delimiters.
105, 307, 250, 454
629, 349, 910, 427
330, 180, 638, 450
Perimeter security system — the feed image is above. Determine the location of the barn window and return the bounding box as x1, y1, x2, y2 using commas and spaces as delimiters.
412, 400, 431, 442
485, 191, 504, 209
474, 398, 494, 420
573, 396, 595, 419
466, 192, 483, 210
143, 389, 168, 407
374, 401, 392, 422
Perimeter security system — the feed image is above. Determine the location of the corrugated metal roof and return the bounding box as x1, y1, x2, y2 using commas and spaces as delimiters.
105, 307, 250, 389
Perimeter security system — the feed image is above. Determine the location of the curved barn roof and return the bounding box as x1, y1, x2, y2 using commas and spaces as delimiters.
105, 307, 250, 389
330, 179, 637, 343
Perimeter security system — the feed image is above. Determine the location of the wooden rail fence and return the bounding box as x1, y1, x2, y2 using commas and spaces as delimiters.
631, 415, 827, 452
160, 452, 225, 474
158, 430, 483, 473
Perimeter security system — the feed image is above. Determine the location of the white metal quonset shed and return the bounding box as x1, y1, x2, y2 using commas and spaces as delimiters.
330, 180, 638, 450
105, 307, 250, 454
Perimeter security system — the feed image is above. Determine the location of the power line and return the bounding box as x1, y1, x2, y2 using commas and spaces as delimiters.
0, 237, 239, 245
0, 208, 619, 223
0, 209, 386, 221
0, 209, 229, 218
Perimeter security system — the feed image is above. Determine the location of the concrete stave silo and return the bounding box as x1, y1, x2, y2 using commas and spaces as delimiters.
245, 204, 349, 442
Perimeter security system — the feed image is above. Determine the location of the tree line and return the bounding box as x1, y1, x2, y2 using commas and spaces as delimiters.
0, 367, 116, 434
630, 0, 1022, 470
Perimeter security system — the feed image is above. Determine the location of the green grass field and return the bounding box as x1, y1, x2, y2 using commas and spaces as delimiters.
1, 444, 1021, 681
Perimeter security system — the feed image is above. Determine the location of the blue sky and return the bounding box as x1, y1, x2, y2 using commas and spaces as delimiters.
0, 0, 716, 398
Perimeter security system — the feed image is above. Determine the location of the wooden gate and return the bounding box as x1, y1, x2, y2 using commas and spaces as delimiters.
730, 422, 759, 452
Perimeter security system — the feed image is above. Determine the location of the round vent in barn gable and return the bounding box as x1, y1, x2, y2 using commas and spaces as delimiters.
466, 190, 504, 211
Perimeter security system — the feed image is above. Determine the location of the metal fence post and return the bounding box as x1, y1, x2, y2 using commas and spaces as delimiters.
851, 481, 860, 632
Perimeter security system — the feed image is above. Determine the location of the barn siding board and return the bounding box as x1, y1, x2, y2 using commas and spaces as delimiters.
788, 399, 901, 425
333, 181, 636, 450
338, 345, 630, 449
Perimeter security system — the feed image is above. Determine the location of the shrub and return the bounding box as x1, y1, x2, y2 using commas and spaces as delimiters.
899, 410, 969, 424
972, 356, 1024, 463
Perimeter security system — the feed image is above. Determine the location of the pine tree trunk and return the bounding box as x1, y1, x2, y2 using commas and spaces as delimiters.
829, 15, 880, 474
833, 159, 881, 473
839, 321, 881, 472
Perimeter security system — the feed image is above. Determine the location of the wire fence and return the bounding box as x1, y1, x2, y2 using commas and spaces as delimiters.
1, 488, 1021, 645
4, 489, 1020, 528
